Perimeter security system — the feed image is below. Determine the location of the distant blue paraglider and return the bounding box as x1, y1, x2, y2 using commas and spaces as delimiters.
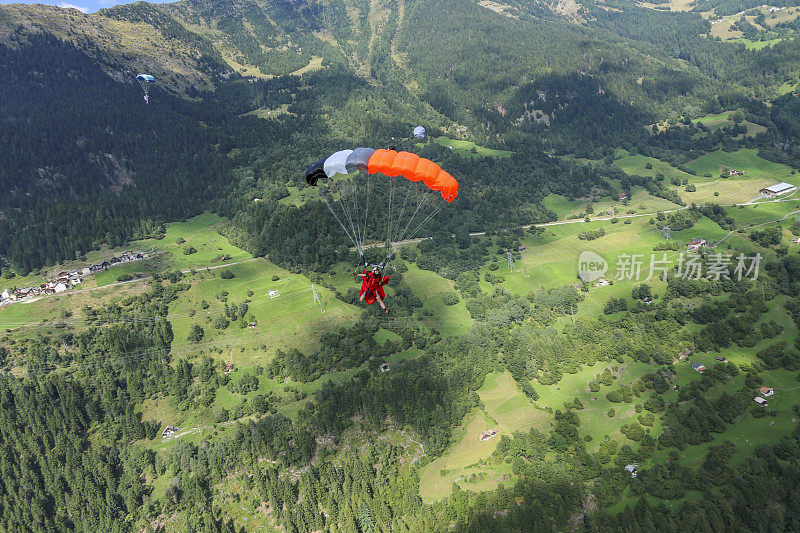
413, 126, 426, 139
136, 74, 156, 103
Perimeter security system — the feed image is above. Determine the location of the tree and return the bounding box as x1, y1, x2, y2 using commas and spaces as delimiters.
188, 325, 204, 343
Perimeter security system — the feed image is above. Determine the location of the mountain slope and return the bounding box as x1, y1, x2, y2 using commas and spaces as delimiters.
0, 0, 799, 272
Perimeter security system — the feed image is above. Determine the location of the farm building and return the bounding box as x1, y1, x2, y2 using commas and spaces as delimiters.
268, 290, 280, 298
224, 363, 234, 373
595, 278, 610, 287
380, 363, 391, 373
716, 355, 728, 362
480, 429, 499, 442
760, 182, 796, 197
759, 387, 774, 397
687, 239, 710, 252
691, 362, 706, 373
792, 237, 800, 244
754, 397, 768, 406
625, 464, 638, 478
162, 426, 178, 438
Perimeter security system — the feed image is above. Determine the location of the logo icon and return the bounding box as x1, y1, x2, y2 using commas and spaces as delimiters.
578, 251, 608, 283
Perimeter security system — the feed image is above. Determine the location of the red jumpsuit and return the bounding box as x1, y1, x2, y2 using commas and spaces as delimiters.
359, 269, 390, 305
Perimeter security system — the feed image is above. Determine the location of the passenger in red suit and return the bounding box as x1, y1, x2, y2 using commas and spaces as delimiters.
355, 265, 390, 313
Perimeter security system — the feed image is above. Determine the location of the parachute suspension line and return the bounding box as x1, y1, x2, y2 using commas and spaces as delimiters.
336, 181, 362, 255
348, 179, 364, 251
321, 194, 362, 255
389, 178, 413, 246
384, 186, 440, 263
404, 196, 448, 243
385, 177, 397, 250
360, 173, 373, 249
394, 185, 435, 246
344, 180, 362, 253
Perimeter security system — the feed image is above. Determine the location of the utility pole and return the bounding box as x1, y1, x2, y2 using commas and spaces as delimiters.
506, 250, 516, 272
663, 225, 672, 240
312, 284, 324, 313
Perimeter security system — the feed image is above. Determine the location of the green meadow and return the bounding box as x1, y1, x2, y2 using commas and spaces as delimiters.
167, 259, 360, 366
419, 371, 544, 502
685, 149, 797, 183
402, 263, 473, 335
433, 136, 513, 159
90, 213, 253, 286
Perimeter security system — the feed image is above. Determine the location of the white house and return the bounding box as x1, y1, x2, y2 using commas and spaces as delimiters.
1, 289, 9, 300
53, 283, 68, 294
268, 290, 280, 298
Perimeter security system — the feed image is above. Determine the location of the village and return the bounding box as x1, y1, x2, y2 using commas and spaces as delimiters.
0, 250, 149, 306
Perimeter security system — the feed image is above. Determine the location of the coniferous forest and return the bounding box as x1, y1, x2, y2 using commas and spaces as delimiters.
2, 0, 800, 531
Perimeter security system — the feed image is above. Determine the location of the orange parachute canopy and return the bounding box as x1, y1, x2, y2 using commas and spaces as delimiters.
305, 148, 459, 203
366, 150, 459, 203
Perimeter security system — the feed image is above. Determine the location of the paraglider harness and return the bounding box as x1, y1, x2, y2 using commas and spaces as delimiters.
358, 263, 390, 305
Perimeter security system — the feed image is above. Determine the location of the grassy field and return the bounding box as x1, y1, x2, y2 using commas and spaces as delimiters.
402, 264, 473, 334
168, 259, 360, 366
433, 136, 513, 159
93, 213, 253, 286
242, 103, 294, 120
685, 149, 797, 182
0, 280, 146, 334
534, 359, 657, 446
419, 371, 543, 502
542, 188, 681, 222
692, 111, 767, 137
499, 217, 686, 298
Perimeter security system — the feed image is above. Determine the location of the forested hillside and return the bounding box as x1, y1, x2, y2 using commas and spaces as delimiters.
2, 1, 800, 530
1, 0, 799, 272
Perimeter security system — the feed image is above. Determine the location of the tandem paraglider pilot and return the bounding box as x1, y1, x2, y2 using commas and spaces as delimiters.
355, 265, 391, 313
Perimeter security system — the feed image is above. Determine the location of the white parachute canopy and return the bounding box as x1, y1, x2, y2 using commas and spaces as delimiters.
413, 126, 426, 139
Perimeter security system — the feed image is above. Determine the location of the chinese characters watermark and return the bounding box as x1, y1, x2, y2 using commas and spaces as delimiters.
579, 252, 762, 282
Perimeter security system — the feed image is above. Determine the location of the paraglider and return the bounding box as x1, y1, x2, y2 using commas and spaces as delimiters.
136, 74, 155, 103
305, 146, 459, 309
413, 126, 426, 139
356, 265, 391, 313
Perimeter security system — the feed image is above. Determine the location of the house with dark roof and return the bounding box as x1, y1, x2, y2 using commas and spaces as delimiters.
691, 362, 706, 373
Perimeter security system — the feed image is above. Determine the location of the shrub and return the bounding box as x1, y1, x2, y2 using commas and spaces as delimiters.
212, 315, 230, 329
183, 246, 197, 255
272, 275, 280, 281
442, 291, 460, 306
188, 325, 204, 342
220, 269, 235, 279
